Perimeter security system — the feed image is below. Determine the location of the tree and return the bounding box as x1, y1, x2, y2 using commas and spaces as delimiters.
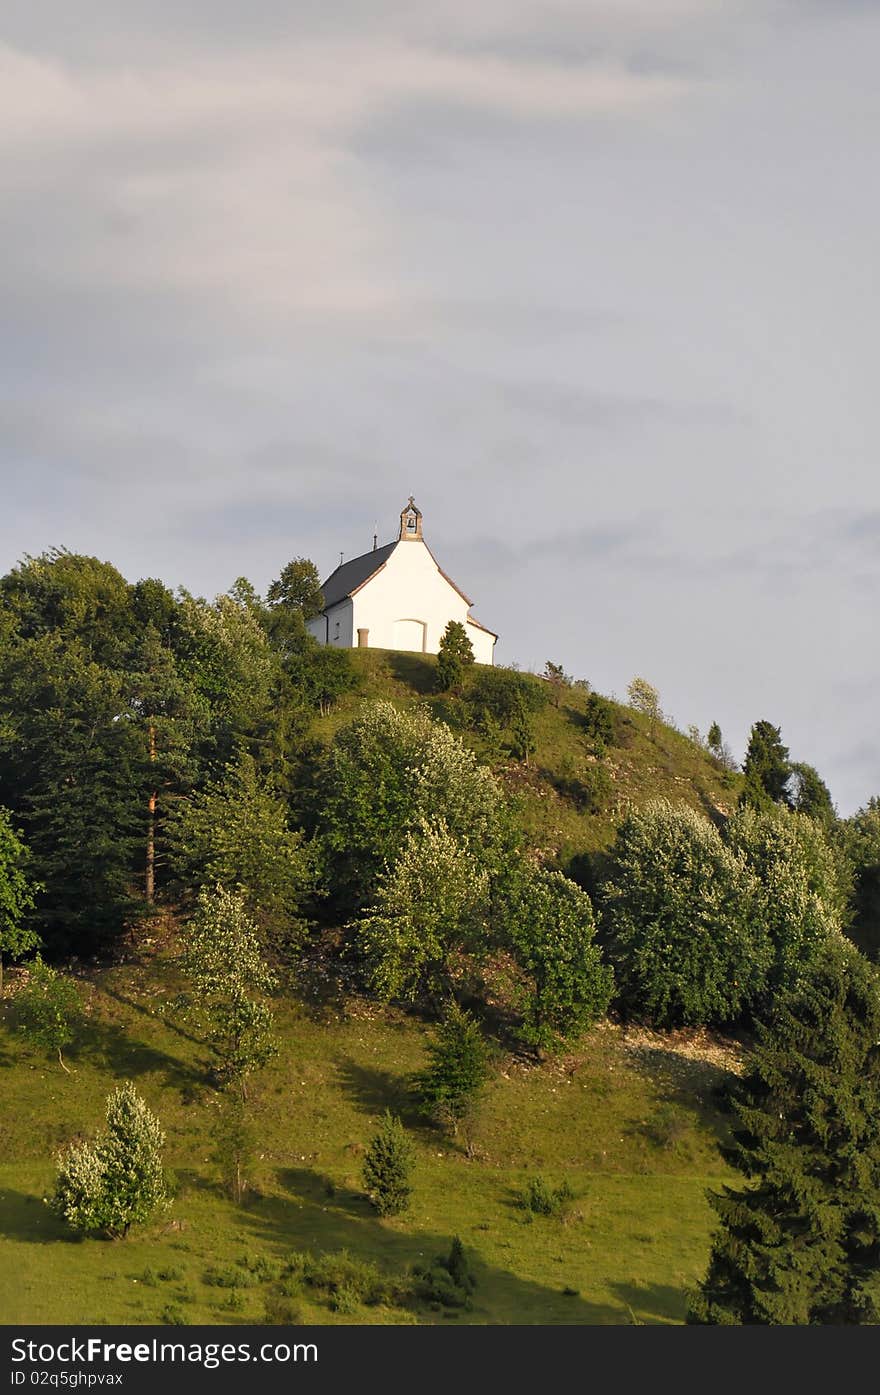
465, 668, 547, 759
0, 808, 40, 993
542, 661, 568, 708
627, 677, 660, 727
435, 621, 474, 694
362, 1111, 414, 1216
266, 558, 324, 623
50, 1082, 168, 1239
707, 722, 723, 758
165, 751, 315, 952
313, 701, 508, 913
601, 801, 770, 1028
838, 798, 880, 959
211, 1096, 256, 1204
790, 761, 836, 827
355, 820, 490, 1002
13, 957, 84, 1072
740, 720, 792, 811
689, 945, 880, 1324
501, 869, 614, 1053
413, 1002, 489, 1134
725, 806, 844, 999
176, 886, 278, 1096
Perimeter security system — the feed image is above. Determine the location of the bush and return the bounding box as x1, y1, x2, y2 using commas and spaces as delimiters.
436, 621, 474, 694
520, 1176, 575, 1218
50, 1083, 168, 1239
413, 1236, 476, 1310
362, 1111, 414, 1216
601, 800, 771, 1027
581, 693, 617, 748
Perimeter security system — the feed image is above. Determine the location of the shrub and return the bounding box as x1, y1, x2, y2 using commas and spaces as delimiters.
581, 692, 617, 748
436, 621, 474, 694
601, 800, 770, 1027
50, 1083, 168, 1239
413, 1236, 476, 1310
520, 1176, 575, 1218
362, 1111, 414, 1216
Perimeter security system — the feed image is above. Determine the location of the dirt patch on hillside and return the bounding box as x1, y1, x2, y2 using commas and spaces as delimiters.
621, 1024, 748, 1078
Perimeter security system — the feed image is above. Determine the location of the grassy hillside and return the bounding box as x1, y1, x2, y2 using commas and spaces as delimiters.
315, 650, 742, 868
0, 651, 746, 1326
0, 951, 740, 1326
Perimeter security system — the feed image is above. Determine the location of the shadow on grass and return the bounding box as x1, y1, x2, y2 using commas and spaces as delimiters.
609, 1278, 690, 1325
236, 1172, 628, 1325
0, 1188, 72, 1245
385, 652, 437, 695
67, 1018, 205, 1095
334, 1058, 423, 1128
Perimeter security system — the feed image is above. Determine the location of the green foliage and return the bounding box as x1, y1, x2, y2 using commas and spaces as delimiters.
362, 1110, 414, 1216
542, 661, 569, 708
412, 1002, 489, 1132
266, 558, 324, 622
555, 758, 613, 814
435, 621, 474, 694
501, 869, 614, 1053
13, 958, 84, 1067
314, 701, 507, 912
50, 1082, 168, 1239
412, 1236, 477, 1309
739, 719, 792, 811
520, 1176, 575, 1218
176, 886, 278, 1094
165, 750, 315, 951
581, 692, 617, 748
789, 761, 836, 826
355, 820, 490, 1002
465, 667, 547, 761
838, 798, 880, 959
689, 945, 880, 1324
0, 808, 40, 989
602, 800, 770, 1028
707, 722, 723, 758
724, 805, 844, 998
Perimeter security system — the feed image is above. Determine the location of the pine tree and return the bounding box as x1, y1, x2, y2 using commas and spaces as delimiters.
436, 621, 474, 694
362, 1110, 414, 1216
707, 722, 723, 759
739, 720, 792, 811
689, 944, 880, 1324
413, 1002, 489, 1133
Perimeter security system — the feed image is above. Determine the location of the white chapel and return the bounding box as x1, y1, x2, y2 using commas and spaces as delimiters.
307, 498, 497, 664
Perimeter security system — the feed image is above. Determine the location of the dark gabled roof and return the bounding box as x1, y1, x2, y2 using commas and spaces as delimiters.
320, 541, 398, 610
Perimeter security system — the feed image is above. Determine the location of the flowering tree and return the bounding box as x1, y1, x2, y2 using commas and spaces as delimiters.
51, 1083, 168, 1238
176, 885, 278, 1095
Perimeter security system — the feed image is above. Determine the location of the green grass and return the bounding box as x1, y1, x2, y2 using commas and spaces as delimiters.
0, 957, 736, 1325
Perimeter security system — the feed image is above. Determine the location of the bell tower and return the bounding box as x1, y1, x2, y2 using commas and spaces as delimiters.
398, 495, 423, 541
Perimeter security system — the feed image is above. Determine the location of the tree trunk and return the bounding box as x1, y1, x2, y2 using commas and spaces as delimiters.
146, 720, 157, 904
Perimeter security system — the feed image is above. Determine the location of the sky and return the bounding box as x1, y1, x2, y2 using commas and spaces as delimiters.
2, 1, 879, 814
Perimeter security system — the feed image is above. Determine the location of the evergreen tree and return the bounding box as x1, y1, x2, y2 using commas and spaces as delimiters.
790, 761, 836, 827
740, 720, 792, 811
689, 944, 880, 1324
707, 722, 723, 759
413, 1002, 489, 1133
362, 1111, 414, 1216
436, 621, 474, 694
51, 1082, 168, 1238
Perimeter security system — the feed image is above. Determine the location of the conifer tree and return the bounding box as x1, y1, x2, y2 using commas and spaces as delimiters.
689, 944, 880, 1324
739, 720, 792, 811
362, 1111, 414, 1216
413, 1002, 489, 1133
436, 620, 474, 694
